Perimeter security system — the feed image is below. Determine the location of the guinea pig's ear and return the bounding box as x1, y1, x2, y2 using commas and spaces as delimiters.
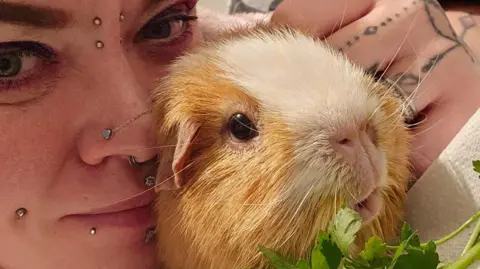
171, 120, 200, 189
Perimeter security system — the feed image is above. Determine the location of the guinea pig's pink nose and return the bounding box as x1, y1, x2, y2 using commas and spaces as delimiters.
330, 125, 377, 163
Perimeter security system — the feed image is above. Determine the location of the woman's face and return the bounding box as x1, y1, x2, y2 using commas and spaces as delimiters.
0, 0, 201, 268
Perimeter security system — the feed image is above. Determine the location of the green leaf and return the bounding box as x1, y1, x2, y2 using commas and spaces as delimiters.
392, 241, 440, 269
311, 245, 329, 269
259, 246, 297, 269
473, 160, 480, 173
359, 236, 388, 262
295, 259, 311, 269
319, 237, 343, 269
400, 223, 421, 247
328, 207, 363, 255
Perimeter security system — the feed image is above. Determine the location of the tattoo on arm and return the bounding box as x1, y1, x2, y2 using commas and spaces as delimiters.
357, 0, 478, 89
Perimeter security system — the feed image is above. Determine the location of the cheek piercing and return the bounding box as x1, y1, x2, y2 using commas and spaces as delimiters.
90, 227, 97, 235
144, 227, 156, 243
144, 175, 156, 187
15, 208, 27, 219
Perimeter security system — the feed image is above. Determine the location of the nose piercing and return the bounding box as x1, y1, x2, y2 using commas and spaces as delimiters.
15, 208, 27, 219
101, 108, 152, 141
144, 175, 156, 187
129, 156, 139, 166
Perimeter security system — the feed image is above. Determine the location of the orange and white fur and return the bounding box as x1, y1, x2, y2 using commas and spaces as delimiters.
151, 22, 412, 269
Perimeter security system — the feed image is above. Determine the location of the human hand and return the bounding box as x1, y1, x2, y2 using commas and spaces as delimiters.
271, 0, 480, 177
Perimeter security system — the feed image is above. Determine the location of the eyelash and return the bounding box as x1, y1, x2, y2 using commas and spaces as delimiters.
0, 4, 197, 93
0, 42, 58, 92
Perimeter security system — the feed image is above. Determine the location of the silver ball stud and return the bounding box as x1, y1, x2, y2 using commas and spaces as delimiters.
93, 17, 102, 26
102, 129, 113, 140
119, 13, 125, 21
144, 175, 156, 187
96, 41, 104, 49
90, 228, 97, 235
15, 208, 27, 219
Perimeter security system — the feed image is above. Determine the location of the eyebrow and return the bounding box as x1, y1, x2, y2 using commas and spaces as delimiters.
0, 1, 70, 29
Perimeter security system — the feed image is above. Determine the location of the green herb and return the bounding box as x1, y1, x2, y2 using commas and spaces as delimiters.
260, 160, 480, 269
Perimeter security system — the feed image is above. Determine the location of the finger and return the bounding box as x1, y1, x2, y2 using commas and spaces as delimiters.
323, 0, 465, 113
325, 0, 450, 69
270, 0, 376, 37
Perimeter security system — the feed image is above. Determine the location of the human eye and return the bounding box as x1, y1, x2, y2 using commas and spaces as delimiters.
135, 3, 198, 46
0, 41, 58, 97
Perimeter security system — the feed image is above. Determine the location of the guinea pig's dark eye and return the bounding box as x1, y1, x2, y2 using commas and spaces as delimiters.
229, 113, 258, 141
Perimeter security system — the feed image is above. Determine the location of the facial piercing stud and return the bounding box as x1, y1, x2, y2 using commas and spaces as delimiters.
144, 175, 156, 187
93, 17, 102, 26
102, 129, 113, 140
15, 208, 27, 219
119, 13, 125, 21
144, 227, 156, 243
96, 41, 105, 49
90, 228, 97, 235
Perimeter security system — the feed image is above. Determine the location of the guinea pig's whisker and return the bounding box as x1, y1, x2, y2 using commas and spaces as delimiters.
94, 159, 202, 210
277, 184, 315, 248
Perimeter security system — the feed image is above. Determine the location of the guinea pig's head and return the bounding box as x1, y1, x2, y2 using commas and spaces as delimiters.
152, 24, 412, 269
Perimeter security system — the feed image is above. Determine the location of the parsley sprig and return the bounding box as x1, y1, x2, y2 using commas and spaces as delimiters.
259, 160, 480, 269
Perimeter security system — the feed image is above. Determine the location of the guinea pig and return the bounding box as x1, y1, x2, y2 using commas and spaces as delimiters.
151, 22, 412, 269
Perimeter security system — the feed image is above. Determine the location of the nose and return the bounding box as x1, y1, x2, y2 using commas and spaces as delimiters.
330, 124, 377, 162
76, 57, 158, 166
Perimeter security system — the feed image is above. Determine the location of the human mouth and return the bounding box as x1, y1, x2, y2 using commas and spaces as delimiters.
62, 191, 157, 229
351, 188, 383, 225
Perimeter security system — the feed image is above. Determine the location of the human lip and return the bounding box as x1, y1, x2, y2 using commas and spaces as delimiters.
62, 190, 157, 227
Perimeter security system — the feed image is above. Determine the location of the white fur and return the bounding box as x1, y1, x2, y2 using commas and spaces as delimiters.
210, 29, 386, 199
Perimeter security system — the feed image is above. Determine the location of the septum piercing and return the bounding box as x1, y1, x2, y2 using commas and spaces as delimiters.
102, 108, 152, 140
15, 208, 27, 219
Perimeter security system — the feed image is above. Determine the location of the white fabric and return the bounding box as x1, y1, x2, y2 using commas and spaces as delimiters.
406, 108, 480, 267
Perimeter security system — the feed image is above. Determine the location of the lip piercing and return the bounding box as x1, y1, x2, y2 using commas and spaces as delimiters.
90, 228, 97, 235
93, 17, 102, 26
96, 41, 105, 49
144, 227, 156, 243
144, 175, 156, 187
15, 208, 27, 219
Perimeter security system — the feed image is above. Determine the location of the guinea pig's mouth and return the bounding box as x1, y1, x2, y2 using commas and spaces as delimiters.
351, 188, 383, 225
